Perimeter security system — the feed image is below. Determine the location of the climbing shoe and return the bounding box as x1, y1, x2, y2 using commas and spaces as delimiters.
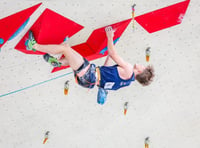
43, 53, 62, 67
25, 30, 37, 51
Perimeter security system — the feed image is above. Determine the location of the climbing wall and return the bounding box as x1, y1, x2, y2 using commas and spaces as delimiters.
0, 0, 200, 148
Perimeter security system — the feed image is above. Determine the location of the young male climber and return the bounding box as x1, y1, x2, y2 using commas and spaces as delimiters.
26, 26, 154, 105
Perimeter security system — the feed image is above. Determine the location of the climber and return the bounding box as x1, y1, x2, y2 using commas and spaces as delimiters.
26, 26, 154, 105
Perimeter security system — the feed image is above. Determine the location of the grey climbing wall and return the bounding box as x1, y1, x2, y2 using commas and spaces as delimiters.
0, 0, 200, 148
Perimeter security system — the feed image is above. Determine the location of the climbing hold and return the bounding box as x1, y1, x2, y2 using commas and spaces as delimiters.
0, 38, 4, 44
124, 102, 128, 115
145, 47, 151, 62
0, 3, 42, 49
64, 36, 69, 42
64, 80, 69, 95
135, 0, 190, 33
131, 4, 136, 30
43, 131, 50, 144
15, 8, 83, 55
145, 137, 150, 148
0, 38, 3, 52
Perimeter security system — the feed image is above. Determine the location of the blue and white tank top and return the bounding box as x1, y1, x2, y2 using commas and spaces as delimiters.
99, 65, 135, 90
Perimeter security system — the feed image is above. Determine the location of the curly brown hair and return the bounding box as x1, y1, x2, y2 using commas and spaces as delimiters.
135, 65, 155, 86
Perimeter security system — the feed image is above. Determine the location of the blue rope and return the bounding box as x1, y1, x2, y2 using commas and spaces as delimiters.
0, 72, 73, 98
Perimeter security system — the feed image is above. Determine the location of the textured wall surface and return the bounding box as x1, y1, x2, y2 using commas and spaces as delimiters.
0, 0, 200, 148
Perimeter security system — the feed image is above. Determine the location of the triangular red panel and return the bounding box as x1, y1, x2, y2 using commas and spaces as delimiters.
51, 18, 132, 73
0, 3, 42, 49
15, 8, 84, 55
135, 0, 190, 33
87, 18, 132, 53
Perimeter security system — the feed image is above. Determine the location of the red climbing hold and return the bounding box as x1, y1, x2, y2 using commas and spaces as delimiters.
15, 8, 84, 55
0, 3, 42, 49
135, 0, 190, 33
